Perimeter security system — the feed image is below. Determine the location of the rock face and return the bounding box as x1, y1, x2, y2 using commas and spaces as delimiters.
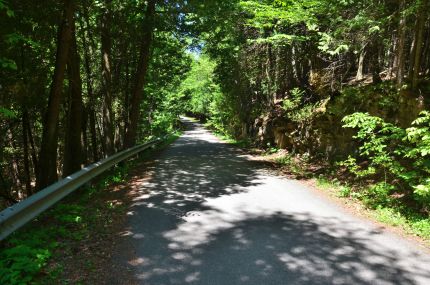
397, 90, 425, 128
249, 84, 425, 160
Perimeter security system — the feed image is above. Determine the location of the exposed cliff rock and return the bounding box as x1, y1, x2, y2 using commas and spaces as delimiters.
251, 83, 426, 160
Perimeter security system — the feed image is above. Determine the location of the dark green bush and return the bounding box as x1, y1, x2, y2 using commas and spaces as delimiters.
342, 111, 430, 209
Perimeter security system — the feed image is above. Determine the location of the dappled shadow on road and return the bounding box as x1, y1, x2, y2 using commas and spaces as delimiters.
124, 212, 428, 285
127, 120, 266, 216
112, 120, 430, 285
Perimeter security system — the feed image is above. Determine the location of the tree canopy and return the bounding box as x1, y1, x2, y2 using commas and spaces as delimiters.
1, 0, 429, 213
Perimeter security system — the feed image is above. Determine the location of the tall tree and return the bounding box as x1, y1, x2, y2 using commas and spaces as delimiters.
63, 14, 83, 176
101, 0, 115, 155
37, 0, 74, 189
124, 0, 156, 148
410, 0, 429, 90
396, 0, 407, 88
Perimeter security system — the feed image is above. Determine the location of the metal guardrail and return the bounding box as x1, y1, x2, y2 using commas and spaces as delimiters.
0, 137, 165, 241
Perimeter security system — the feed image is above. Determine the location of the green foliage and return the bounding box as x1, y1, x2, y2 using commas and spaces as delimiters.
405, 111, 430, 200
342, 111, 430, 207
0, 223, 60, 284
282, 88, 325, 122
0, 0, 14, 17
0, 161, 139, 284
239, 0, 319, 32
0, 57, 17, 70
282, 88, 303, 111
341, 112, 405, 177
178, 54, 240, 136
0, 245, 51, 285
315, 174, 430, 240
362, 182, 396, 206
180, 55, 222, 117
147, 111, 177, 137
318, 32, 349, 55
316, 176, 352, 197
274, 152, 310, 176
372, 207, 430, 239
139, 32, 192, 138
0, 107, 16, 118
373, 206, 406, 227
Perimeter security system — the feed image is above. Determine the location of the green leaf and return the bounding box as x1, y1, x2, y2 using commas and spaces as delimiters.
0, 107, 16, 118
0, 58, 17, 70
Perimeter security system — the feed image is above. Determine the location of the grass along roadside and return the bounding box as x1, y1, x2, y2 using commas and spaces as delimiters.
315, 176, 430, 242
0, 132, 181, 284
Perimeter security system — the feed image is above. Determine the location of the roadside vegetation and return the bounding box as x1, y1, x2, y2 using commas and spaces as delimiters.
0, 133, 180, 284
1, 164, 131, 284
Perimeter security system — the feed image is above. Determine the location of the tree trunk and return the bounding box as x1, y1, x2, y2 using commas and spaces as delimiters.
81, 106, 89, 164
80, 12, 99, 162
396, 0, 406, 88
390, 32, 397, 79
63, 17, 83, 177
410, 0, 428, 90
22, 110, 32, 196
113, 47, 125, 149
0, 173, 17, 205
356, 45, 366, 81
285, 47, 294, 90
265, 43, 273, 107
24, 112, 39, 182
123, 50, 131, 143
37, 0, 74, 190
7, 127, 23, 199
422, 23, 430, 75
370, 40, 382, 84
124, 0, 156, 148
101, 0, 115, 155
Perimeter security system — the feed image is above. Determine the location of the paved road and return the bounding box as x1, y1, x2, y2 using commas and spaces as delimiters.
115, 118, 430, 285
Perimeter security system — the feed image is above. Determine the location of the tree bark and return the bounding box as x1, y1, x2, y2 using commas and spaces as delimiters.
396, 0, 406, 88
7, 127, 23, 199
370, 40, 382, 84
81, 106, 89, 163
124, 0, 156, 148
356, 45, 367, 81
37, 0, 74, 190
123, 49, 131, 143
101, 0, 115, 155
410, 0, 428, 90
24, 112, 39, 182
422, 23, 430, 75
63, 16, 83, 177
22, 110, 32, 196
80, 11, 99, 162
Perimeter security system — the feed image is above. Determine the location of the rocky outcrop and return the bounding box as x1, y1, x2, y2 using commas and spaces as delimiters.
250, 84, 427, 160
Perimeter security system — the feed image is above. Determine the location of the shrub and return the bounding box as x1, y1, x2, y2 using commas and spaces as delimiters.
341, 111, 430, 209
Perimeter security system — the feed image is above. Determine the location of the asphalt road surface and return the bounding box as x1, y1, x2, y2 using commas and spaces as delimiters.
114, 117, 430, 285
